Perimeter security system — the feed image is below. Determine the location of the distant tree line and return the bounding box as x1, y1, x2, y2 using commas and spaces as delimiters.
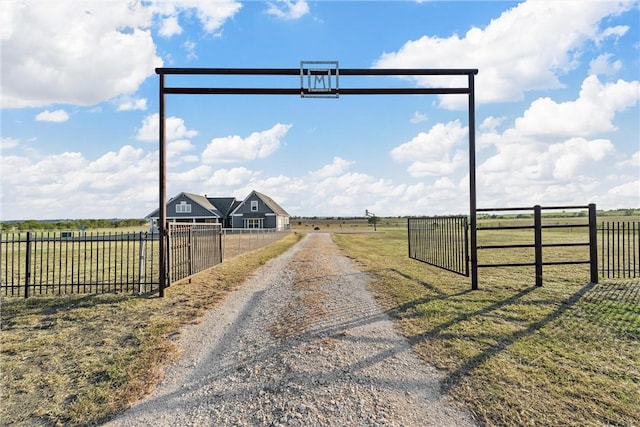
0, 219, 147, 231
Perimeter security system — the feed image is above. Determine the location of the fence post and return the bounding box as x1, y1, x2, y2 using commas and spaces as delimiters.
24, 231, 31, 298
138, 232, 146, 293
534, 205, 543, 287
588, 203, 599, 284
219, 227, 224, 263
188, 226, 193, 284
407, 218, 412, 259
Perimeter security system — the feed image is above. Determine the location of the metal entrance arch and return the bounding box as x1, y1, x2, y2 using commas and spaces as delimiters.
156, 64, 479, 296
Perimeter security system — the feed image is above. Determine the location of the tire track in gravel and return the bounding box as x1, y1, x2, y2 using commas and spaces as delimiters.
104, 233, 476, 426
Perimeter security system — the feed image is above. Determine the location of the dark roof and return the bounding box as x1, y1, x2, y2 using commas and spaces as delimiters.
186, 193, 222, 216
207, 197, 237, 217
146, 190, 288, 219
145, 192, 222, 218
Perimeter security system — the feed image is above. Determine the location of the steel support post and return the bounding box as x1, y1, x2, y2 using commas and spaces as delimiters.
159, 73, 166, 297
468, 73, 478, 290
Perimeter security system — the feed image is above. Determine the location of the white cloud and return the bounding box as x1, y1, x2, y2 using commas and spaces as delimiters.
589, 53, 623, 76
167, 139, 196, 166
618, 151, 640, 168
159, 15, 182, 37
116, 97, 148, 112
599, 180, 640, 209
1, 137, 20, 150
0, 146, 159, 219
479, 116, 505, 133
182, 40, 198, 61
35, 109, 69, 122
549, 138, 614, 180
1, 1, 162, 108
309, 157, 354, 180
514, 76, 640, 137
373, 0, 635, 107
191, 1, 243, 33
135, 113, 198, 142
202, 123, 292, 164
390, 120, 468, 177
410, 111, 428, 124
1, 1, 242, 109
266, 0, 309, 20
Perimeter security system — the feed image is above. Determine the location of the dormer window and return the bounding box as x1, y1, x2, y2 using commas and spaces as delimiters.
176, 201, 191, 213
251, 200, 258, 211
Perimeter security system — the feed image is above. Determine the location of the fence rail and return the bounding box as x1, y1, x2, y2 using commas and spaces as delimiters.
475, 204, 597, 286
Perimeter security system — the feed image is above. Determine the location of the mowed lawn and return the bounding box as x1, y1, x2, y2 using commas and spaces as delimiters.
1, 219, 638, 426
334, 224, 639, 426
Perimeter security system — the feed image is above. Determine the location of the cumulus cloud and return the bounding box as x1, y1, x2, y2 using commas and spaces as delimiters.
202, 123, 292, 164
35, 109, 69, 122
373, 0, 635, 107
0, 146, 158, 219
309, 157, 354, 180
135, 113, 198, 142
549, 138, 614, 180
266, 0, 310, 20
1, 1, 161, 108
514, 76, 640, 137
390, 120, 468, 177
1, 1, 241, 108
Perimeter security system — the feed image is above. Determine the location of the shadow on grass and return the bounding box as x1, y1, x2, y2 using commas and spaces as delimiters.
0, 293, 138, 329
375, 267, 609, 393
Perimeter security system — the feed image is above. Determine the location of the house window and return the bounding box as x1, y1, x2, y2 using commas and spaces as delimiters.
176, 201, 191, 213
251, 200, 258, 211
245, 218, 262, 229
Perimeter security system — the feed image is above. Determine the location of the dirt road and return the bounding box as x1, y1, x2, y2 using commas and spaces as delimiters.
104, 233, 475, 426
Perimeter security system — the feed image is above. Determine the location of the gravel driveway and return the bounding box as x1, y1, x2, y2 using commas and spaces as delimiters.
104, 233, 476, 426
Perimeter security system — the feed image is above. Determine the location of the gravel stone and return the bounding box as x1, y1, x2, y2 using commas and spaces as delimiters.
103, 233, 476, 426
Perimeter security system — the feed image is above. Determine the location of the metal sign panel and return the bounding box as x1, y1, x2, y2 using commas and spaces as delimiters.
300, 61, 339, 98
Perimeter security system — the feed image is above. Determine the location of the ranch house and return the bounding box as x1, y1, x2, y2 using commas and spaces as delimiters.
146, 190, 290, 231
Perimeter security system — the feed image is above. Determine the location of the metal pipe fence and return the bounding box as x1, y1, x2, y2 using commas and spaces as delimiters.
221, 228, 291, 259
475, 204, 598, 287
599, 221, 640, 279
166, 223, 222, 285
1, 227, 290, 298
407, 216, 469, 276
1, 231, 159, 297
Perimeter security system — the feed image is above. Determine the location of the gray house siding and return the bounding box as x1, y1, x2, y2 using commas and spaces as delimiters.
147, 190, 288, 230
169, 195, 213, 220
229, 192, 289, 230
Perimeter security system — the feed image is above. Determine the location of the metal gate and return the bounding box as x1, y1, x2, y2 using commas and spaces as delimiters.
408, 216, 469, 276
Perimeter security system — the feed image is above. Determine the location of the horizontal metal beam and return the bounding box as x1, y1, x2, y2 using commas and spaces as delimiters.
156, 67, 478, 76
162, 87, 470, 95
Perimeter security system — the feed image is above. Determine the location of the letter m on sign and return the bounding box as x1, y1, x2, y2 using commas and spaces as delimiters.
300, 61, 339, 98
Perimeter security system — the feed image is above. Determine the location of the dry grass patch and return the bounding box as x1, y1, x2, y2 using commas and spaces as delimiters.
334, 227, 639, 426
0, 232, 302, 427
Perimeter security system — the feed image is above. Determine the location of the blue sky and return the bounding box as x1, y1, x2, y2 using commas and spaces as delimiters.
1, 0, 639, 220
